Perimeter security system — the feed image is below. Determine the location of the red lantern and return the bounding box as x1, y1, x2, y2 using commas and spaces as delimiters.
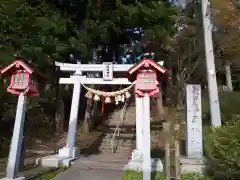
1, 59, 41, 96
128, 58, 167, 97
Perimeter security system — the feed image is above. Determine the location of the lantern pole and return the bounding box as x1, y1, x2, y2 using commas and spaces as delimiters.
6, 92, 27, 180
142, 94, 151, 180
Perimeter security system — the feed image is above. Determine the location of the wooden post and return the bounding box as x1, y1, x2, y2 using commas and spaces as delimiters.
165, 142, 171, 180
175, 140, 180, 180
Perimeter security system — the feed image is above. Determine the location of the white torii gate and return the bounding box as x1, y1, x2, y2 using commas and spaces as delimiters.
50, 61, 153, 166
37, 61, 204, 174
57, 62, 131, 158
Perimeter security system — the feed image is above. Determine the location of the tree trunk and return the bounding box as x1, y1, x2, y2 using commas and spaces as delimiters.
224, 62, 233, 91
165, 69, 173, 105
176, 71, 184, 106
83, 97, 94, 134
55, 84, 65, 133
83, 50, 97, 134
156, 86, 165, 121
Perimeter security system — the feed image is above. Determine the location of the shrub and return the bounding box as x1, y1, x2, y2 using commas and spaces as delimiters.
204, 119, 240, 179
181, 173, 211, 180
121, 170, 210, 180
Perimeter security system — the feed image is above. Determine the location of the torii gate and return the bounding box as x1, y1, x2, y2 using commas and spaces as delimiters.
56, 62, 134, 160
38, 61, 164, 169
36, 60, 205, 175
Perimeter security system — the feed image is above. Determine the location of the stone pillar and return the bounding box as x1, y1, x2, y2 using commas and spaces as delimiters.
131, 97, 143, 160
6, 93, 27, 180
186, 85, 203, 158
142, 95, 151, 180
59, 82, 81, 158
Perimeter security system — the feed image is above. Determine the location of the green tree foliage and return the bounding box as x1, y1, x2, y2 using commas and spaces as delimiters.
204, 118, 240, 179
0, 0, 178, 133
211, 0, 240, 61
0, 0, 82, 73
0, 0, 83, 128
51, 0, 178, 53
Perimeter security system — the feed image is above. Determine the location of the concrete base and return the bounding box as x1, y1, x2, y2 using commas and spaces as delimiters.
58, 147, 80, 158
180, 157, 205, 174
124, 158, 163, 172
125, 157, 206, 174
0, 177, 25, 180
36, 154, 77, 168
131, 149, 142, 161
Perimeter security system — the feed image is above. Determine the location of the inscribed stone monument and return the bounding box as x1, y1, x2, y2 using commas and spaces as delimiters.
186, 84, 203, 158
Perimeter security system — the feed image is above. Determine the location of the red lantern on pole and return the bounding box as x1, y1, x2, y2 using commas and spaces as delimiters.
0, 58, 44, 180
1, 59, 42, 96
128, 58, 167, 97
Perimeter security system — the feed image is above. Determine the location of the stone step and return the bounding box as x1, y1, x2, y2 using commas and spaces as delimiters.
98, 125, 136, 133
107, 118, 135, 123
100, 140, 133, 147
99, 144, 133, 150
115, 135, 135, 141
75, 157, 130, 170
100, 139, 132, 144
100, 129, 136, 135
99, 149, 131, 154
99, 146, 132, 152
100, 142, 132, 147
103, 133, 135, 138
106, 125, 136, 129
99, 144, 131, 150
103, 123, 136, 127
101, 137, 135, 144
99, 151, 131, 156
80, 153, 131, 161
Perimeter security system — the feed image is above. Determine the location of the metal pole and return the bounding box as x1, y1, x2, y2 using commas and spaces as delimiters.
201, 0, 221, 126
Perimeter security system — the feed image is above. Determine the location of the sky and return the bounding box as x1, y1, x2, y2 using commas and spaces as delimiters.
169, 0, 187, 9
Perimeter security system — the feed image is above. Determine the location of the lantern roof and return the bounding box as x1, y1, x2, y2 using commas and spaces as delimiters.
1, 58, 45, 83
128, 58, 167, 75
1, 59, 33, 74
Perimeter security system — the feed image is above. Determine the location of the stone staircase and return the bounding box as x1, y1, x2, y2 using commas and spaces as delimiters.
74, 100, 167, 171
98, 103, 136, 159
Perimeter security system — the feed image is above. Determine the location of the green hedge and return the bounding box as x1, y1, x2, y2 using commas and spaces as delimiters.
204, 118, 240, 180
121, 170, 210, 180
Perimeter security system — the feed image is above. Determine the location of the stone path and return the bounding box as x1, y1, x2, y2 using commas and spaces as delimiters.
54, 168, 123, 180
53, 153, 129, 180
